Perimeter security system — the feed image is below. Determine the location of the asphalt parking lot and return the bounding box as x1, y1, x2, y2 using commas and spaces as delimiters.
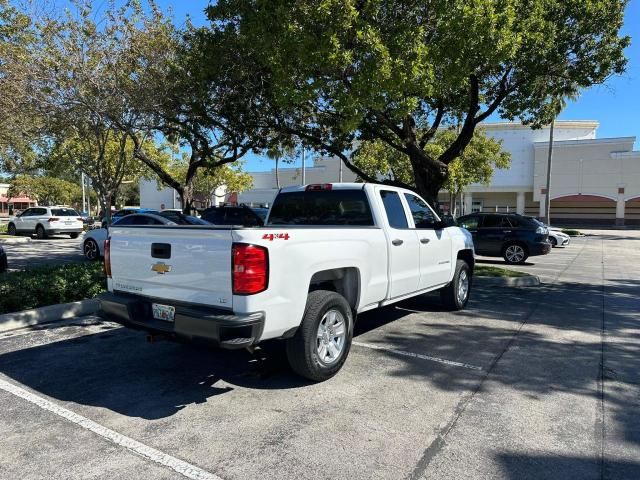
3, 235, 88, 270
0, 230, 639, 479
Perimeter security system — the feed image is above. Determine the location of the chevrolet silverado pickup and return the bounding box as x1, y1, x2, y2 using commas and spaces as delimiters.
99, 183, 475, 381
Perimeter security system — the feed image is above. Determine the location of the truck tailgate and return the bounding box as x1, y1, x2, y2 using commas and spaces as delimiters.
108, 226, 234, 308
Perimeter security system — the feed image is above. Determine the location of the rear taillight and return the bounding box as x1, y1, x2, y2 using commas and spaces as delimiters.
77, 217, 83, 222
48, 217, 60, 223
232, 243, 268, 295
104, 238, 112, 278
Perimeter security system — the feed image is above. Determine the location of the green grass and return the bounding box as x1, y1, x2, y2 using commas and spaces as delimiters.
561, 229, 582, 236
0, 262, 107, 315
0, 223, 7, 234
475, 265, 529, 278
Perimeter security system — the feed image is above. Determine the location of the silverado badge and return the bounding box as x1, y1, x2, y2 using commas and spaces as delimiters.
151, 262, 172, 274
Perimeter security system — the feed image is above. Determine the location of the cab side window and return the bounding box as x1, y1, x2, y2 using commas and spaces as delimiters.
404, 194, 439, 229
379, 190, 408, 229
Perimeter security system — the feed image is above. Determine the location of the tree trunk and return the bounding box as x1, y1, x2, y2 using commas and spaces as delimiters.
410, 154, 446, 213
181, 181, 195, 215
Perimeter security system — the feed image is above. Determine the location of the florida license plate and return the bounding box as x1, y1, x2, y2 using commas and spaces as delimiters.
152, 303, 175, 322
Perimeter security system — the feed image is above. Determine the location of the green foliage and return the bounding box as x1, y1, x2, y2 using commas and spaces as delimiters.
474, 265, 529, 278
203, 0, 629, 203
353, 129, 511, 194
0, 223, 7, 234
0, 262, 106, 314
8, 175, 81, 206
561, 229, 582, 236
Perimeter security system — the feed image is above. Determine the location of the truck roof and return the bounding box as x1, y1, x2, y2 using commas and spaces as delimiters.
279, 183, 366, 193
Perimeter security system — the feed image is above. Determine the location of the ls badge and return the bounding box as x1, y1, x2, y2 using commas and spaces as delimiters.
151, 262, 172, 274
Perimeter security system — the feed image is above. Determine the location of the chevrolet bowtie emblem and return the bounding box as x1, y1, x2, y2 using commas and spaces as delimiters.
151, 262, 172, 274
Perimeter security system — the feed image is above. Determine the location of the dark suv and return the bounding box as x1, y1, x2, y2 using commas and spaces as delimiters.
456, 213, 551, 264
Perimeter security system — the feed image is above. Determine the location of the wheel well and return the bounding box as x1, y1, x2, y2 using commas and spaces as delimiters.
308, 267, 360, 312
457, 249, 475, 273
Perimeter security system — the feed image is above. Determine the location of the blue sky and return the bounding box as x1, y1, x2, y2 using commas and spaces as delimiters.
47, 0, 640, 172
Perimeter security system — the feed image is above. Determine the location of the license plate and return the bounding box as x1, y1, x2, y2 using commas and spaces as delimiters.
152, 303, 175, 322
65, 221, 73, 225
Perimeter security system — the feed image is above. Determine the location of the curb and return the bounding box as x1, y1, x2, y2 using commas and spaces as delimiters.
0, 237, 31, 244
474, 275, 540, 287
0, 299, 100, 333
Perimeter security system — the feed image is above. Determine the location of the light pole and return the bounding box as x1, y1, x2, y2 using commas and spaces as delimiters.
81, 172, 86, 213
544, 119, 555, 224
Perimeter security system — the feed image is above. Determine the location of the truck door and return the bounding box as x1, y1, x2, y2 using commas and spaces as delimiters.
403, 193, 453, 289
378, 189, 421, 299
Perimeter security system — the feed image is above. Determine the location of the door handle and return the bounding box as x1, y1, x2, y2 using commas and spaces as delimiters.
392, 239, 404, 246
420, 238, 430, 244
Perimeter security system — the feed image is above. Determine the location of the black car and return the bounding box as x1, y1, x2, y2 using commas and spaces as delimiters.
201, 205, 265, 226
0, 244, 7, 273
157, 210, 211, 225
456, 213, 551, 264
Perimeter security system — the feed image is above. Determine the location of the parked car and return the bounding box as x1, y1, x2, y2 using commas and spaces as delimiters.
99, 183, 475, 381
157, 210, 211, 225
525, 217, 570, 247
100, 208, 159, 228
201, 205, 265, 226
7, 206, 84, 239
456, 212, 551, 264
0, 244, 7, 273
83, 213, 205, 260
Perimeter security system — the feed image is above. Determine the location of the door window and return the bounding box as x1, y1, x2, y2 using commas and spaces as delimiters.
481, 215, 506, 228
20, 209, 34, 217
379, 191, 408, 229
404, 194, 439, 229
458, 215, 479, 230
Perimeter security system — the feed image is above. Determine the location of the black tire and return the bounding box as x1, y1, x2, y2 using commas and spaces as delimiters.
69, 232, 79, 239
502, 242, 528, 264
36, 225, 47, 240
549, 236, 557, 247
84, 239, 100, 260
286, 290, 353, 382
440, 259, 472, 311
7, 223, 16, 236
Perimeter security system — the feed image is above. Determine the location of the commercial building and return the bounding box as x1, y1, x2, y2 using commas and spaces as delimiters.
237, 121, 640, 226
0, 183, 36, 218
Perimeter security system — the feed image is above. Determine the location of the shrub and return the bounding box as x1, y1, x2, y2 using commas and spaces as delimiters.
561, 229, 582, 236
0, 223, 7, 234
0, 262, 106, 314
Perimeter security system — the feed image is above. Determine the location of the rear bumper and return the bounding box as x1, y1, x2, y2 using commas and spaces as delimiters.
530, 241, 552, 256
46, 227, 83, 234
98, 291, 265, 349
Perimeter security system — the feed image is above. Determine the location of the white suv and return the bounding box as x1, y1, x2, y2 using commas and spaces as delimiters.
7, 206, 84, 239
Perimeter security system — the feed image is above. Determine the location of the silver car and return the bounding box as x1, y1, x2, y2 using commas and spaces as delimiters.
8, 206, 84, 239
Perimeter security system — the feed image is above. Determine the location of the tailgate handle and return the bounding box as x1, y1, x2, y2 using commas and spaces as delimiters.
151, 243, 171, 259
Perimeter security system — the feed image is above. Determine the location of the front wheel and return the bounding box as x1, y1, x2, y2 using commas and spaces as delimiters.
286, 290, 353, 382
7, 223, 16, 236
440, 259, 472, 311
503, 243, 528, 264
549, 236, 558, 247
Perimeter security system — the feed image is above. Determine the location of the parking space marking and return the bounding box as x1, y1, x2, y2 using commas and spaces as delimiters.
0, 378, 224, 480
353, 341, 484, 371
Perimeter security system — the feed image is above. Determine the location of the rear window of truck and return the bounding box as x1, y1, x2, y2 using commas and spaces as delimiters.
267, 190, 374, 226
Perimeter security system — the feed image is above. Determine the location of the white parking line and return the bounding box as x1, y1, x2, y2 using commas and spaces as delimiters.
353, 341, 484, 371
0, 378, 224, 480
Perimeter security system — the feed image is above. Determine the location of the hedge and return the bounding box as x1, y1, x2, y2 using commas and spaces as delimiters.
0, 262, 106, 314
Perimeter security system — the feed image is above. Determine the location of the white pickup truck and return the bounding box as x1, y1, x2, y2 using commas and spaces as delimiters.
99, 183, 475, 381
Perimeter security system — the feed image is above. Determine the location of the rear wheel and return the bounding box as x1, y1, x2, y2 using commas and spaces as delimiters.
7, 223, 16, 236
35, 225, 47, 240
503, 243, 528, 264
286, 290, 353, 382
84, 239, 99, 260
440, 259, 472, 311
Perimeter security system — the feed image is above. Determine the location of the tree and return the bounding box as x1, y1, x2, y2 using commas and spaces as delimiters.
49, 131, 167, 224
354, 128, 511, 214
8, 175, 81, 206
0, 0, 42, 172
202, 0, 629, 207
